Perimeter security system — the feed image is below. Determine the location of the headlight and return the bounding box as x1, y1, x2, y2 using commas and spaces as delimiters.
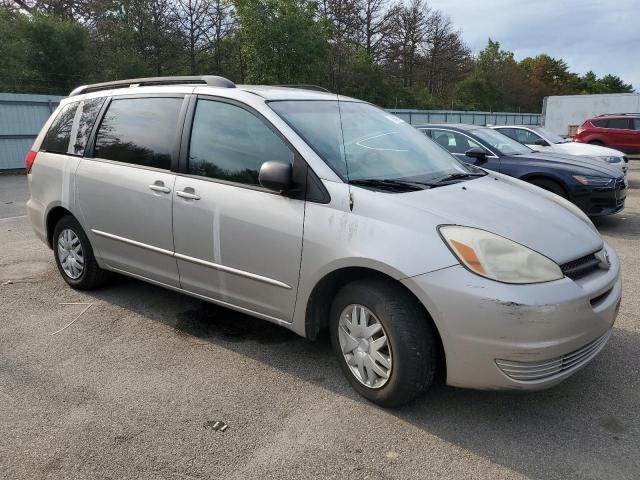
598, 156, 621, 164
439, 226, 564, 284
573, 175, 613, 187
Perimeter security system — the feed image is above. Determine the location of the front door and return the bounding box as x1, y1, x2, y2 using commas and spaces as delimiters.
172, 98, 304, 322
76, 96, 184, 286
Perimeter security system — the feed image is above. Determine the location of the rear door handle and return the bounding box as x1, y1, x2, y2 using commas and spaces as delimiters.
149, 183, 171, 193
176, 190, 201, 200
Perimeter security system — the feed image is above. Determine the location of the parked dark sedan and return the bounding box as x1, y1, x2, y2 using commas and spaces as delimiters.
418, 124, 627, 217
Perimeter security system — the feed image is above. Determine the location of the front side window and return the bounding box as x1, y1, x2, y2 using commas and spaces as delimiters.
511, 129, 541, 145
431, 130, 483, 154
531, 127, 566, 144
41, 102, 78, 154
94, 97, 183, 169
188, 100, 293, 185
270, 100, 471, 182
471, 128, 532, 156
633, 118, 640, 130
72, 97, 106, 155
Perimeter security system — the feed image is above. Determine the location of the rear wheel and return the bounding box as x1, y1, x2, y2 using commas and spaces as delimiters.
53, 215, 110, 290
329, 278, 438, 407
588, 140, 605, 146
529, 178, 567, 198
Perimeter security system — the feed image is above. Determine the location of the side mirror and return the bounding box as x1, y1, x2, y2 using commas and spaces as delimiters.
534, 138, 549, 146
465, 147, 488, 164
259, 161, 293, 192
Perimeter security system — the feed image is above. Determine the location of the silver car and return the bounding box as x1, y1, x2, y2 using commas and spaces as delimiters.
491, 125, 628, 175
26, 76, 621, 407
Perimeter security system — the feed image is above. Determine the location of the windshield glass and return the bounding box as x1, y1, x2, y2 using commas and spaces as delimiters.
471, 127, 532, 155
269, 100, 471, 182
531, 126, 568, 144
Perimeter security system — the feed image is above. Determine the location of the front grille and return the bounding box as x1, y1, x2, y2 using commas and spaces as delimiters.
495, 330, 612, 382
560, 253, 600, 279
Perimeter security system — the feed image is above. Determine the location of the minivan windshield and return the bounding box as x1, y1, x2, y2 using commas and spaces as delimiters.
471, 127, 533, 156
269, 100, 473, 184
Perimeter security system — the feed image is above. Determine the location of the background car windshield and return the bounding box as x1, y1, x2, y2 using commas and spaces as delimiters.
472, 128, 532, 155
269, 100, 469, 182
531, 127, 567, 144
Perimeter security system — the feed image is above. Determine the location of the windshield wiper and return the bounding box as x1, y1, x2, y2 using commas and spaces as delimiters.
349, 178, 428, 192
433, 172, 486, 184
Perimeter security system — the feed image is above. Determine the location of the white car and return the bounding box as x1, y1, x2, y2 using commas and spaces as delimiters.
492, 125, 627, 175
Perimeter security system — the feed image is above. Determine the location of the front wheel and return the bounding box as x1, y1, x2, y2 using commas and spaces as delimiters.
330, 278, 438, 407
529, 178, 567, 198
53, 215, 110, 290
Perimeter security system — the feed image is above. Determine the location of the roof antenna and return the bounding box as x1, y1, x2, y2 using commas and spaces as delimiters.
336, 88, 353, 211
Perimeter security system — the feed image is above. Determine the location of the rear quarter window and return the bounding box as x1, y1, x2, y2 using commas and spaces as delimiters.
72, 97, 106, 155
590, 119, 607, 128
40, 102, 78, 154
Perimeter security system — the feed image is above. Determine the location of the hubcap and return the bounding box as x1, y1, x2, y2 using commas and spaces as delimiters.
57, 228, 84, 279
338, 304, 392, 389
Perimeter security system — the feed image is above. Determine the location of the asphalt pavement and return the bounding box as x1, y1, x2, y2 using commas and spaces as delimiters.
1, 164, 639, 479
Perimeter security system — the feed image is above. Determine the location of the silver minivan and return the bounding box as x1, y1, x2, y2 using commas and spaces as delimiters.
26, 76, 621, 406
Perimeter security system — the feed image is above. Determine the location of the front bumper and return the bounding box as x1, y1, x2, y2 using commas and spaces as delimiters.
572, 178, 627, 217
402, 241, 621, 391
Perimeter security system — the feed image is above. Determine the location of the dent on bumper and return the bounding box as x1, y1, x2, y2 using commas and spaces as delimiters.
402, 244, 621, 391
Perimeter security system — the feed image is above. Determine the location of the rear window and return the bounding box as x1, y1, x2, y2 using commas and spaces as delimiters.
93, 97, 183, 169
40, 103, 78, 154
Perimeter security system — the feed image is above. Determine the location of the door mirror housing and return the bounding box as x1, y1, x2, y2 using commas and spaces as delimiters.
465, 147, 488, 164
534, 138, 549, 146
259, 161, 293, 192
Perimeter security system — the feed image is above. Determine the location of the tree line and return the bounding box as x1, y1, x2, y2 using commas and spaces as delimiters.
0, 0, 634, 111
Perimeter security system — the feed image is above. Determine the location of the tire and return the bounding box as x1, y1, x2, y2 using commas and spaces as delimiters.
329, 278, 438, 407
588, 140, 605, 147
529, 178, 567, 198
52, 215, 110, 290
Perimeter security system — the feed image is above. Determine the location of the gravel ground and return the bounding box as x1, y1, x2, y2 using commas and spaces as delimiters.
1, 165, 639, 480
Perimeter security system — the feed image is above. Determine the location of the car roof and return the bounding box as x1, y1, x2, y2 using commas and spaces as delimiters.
589, 114, 640, 119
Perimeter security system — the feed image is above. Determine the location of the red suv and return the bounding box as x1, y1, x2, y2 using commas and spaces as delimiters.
575, 114, 640, 153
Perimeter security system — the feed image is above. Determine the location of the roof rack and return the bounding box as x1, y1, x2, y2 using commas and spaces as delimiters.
277, 84, 331, 93
69, 75, 236, 96
596, 113, 640, 117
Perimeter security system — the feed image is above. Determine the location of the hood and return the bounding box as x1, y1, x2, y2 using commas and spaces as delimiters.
388, 173, 603, 264
551, 142, 625, 159
523, 151, 623, 177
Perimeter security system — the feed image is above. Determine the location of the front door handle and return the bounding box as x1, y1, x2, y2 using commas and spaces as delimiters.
149, 182, 171, 193
176, 189, 201, 200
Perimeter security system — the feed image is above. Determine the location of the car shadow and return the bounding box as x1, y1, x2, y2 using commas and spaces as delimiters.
82, 276, 640, 479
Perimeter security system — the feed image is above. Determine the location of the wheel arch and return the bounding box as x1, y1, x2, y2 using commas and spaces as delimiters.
304, 266, 446, 377
46, 205, 74, 248
519, 173, 570, 198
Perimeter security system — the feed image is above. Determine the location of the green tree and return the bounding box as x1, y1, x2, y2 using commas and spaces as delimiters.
233, 0, 331, 84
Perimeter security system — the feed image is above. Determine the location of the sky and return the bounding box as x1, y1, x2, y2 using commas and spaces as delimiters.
428, 0, 640, 90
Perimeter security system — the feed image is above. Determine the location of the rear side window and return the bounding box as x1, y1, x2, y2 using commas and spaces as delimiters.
591, 119, 607, 128
188, 100, 293, 185
607, 118, 631, 129
41, 103, 78, 154
94, 97, 183, 169
72, 97, 105, 155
